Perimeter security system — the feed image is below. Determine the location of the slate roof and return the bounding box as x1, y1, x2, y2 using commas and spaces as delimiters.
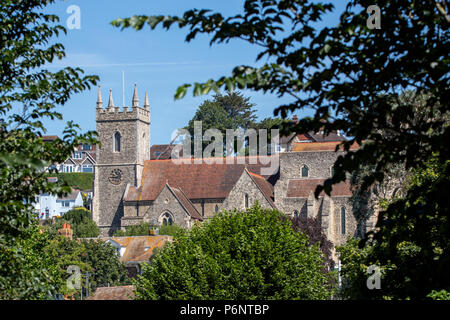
286, 179, 352, 198
125, 156, 278, 202
58, 189, 81, 201
86, 286, 135, 300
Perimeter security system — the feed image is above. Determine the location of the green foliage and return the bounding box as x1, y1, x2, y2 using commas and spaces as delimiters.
427, 290, 450, 300
47, 208, 100, 239
112, 0, 449, 195
133, 205, 335, 300
158, 224, 185, 238
113, 222, 185, 238
338, 157, 450, 300
183, 91, 285, 155
45, 173, 94, 191
0, 0, 98, 298
79, 239, 130, 292
0, 225, 60, 299
43, 236, 129, 298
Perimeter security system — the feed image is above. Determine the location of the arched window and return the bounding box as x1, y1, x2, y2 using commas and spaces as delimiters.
215, 205, 219, 213
245, 194, 249, 208
301, 165, 309, 177
341, 207, 346, 235
114, 132, 121, 152
160, 212, 173, 226
294, 210, 299, 219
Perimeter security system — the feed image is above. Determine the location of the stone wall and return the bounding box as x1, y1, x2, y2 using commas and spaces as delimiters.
142, 185, 191, 228
93, 105, 150, 236
222, 171, 273, 211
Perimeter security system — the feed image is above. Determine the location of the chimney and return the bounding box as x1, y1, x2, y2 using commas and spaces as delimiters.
58, 223, 73, 240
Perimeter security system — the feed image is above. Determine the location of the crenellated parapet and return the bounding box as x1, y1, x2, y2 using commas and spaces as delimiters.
95, 84, 150, 124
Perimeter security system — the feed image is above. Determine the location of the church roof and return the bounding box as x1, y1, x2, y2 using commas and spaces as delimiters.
292, 141, 359, 152
286, 179, 352, 198
246, 170, 276, 208
125, 156, 278, 202
169, 186, 203, 220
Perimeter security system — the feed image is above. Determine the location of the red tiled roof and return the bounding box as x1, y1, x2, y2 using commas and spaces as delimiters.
247, 170, 276, 208
170, 186, 203, 220
41, 135, 59, 141
127, 156, 278, 202
150, 144, 180, 160
292, 141, 359, 152
86, 286, 135, 300
286, 179, 352, 198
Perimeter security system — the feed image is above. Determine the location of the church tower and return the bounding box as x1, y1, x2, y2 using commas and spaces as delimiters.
92, 85, 150, 236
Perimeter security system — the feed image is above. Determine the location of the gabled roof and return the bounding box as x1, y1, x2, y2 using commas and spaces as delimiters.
58, 189, 81, 201
168, 185, 203, 220
286, 179, 352, 198
246, 169, 276, 208
125, 156, 278, 202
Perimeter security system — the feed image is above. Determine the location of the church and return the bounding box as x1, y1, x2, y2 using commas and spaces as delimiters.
92, 85, 371, 250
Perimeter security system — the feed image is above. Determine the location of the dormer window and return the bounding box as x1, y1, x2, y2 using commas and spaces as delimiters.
114, 132, 121, 152
73, 151, 82, 159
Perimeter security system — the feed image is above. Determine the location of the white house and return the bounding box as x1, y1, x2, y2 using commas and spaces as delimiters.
34, 189, 84, 219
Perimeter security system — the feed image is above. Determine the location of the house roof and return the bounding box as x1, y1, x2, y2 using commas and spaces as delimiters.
86, 286, 135, 300
58, 189, 81, 201
116, 235, 172, 263
292, 141, 359, 152
41, 135, 60, 142
286, 179, 352, 198
125, 156, 278, 202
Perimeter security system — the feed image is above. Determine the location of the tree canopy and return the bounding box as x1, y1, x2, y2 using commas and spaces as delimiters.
112, 0, 449, 194
0, 0, 98, 298
133, 205, 335, 300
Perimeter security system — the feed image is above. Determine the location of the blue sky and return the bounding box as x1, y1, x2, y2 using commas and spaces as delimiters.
43, 0, 348, 145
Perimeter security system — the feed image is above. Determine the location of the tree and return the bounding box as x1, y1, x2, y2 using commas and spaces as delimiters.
113, 222, 185, 238
112, 0, 448, 194
287, 216, 334, 271
47, 208, 100, 239
133, 205, 335, 300
111, 1, 449, 300
338, 156, 450, 300
184, 91, 285, 156
0, 0, 98, 298
80, 239, 130, 294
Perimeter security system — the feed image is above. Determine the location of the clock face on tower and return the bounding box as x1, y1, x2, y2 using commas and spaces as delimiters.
108, 169, 123, 185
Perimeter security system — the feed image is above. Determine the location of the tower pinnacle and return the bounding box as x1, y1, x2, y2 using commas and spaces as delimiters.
97, 86, 103, 108
144, 91, 150, 109
132, 84, 139, 107
108, 89, 115, 108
